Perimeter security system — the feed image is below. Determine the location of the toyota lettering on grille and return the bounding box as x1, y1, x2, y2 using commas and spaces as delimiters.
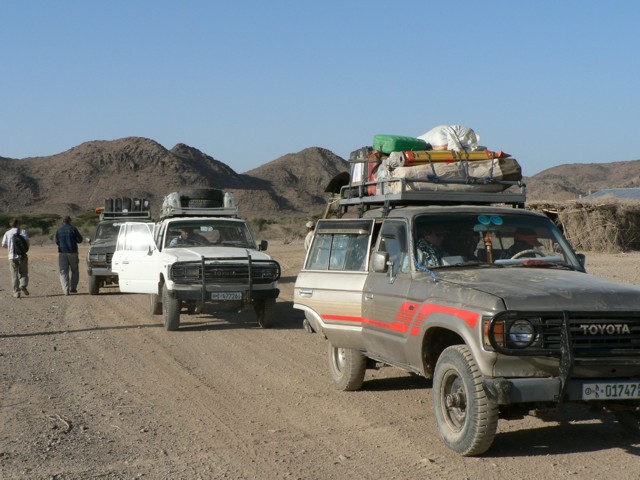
580, 324, 631, 335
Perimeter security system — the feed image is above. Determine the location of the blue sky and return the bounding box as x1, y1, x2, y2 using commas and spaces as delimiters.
1, 1, 639, 176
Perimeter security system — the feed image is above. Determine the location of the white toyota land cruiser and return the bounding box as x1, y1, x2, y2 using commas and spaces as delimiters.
112, 188, 280, 331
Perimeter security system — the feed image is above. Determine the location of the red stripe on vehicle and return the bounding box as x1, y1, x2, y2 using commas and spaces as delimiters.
416, 304, 479, 329
322, 303, 479, 335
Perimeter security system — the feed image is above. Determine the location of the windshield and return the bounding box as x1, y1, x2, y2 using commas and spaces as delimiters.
164, 220, 256, 249
413, 212, 582, 269
94, 222, 122, 241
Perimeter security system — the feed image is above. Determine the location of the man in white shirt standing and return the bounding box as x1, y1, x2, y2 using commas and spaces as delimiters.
1, 218, 30, 298
304, 221, 315, 251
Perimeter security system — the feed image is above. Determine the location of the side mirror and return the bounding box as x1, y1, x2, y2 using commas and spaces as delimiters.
371, 251, 388, 273
259, 240, 268, 251
576, 252, 586, 268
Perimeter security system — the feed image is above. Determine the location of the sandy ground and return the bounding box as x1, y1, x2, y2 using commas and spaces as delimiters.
2, 242, 640, 479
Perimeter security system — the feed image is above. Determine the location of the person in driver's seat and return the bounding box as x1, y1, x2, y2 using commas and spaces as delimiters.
503, 227, 542, 258
169, 227, 207, 247
416, 227, 448, 267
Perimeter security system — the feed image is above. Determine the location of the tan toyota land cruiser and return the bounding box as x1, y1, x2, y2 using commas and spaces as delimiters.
294, 153, 640, 456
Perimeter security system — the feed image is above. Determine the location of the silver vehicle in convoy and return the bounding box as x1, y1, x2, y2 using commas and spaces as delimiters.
112, 189, 280, 331
294, 173, 640, 456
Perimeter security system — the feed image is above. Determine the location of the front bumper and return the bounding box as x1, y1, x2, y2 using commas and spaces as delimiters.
167, 286, 280, 303
87, 264, 117, 278
484, 377, 640, 405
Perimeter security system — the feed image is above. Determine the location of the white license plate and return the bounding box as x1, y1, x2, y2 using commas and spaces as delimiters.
211, 292, 242, 301
582, 382, 640, 400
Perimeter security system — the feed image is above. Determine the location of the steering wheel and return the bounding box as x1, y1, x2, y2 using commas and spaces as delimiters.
511, 249, 544, 259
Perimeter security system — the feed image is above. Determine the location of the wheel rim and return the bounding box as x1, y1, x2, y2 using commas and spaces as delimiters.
440, 369, 467, 431
331, 347, 347, 374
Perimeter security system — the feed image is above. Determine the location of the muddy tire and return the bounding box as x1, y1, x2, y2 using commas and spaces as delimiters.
433, 345, 498, 456
255, 298, 276, 328
328, 343, 366, 391
162, 285, 180, 331
149, 293, 162, 315
88, 275, 99, 295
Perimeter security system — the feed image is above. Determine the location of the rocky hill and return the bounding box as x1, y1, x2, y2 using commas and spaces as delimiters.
0, 137, 348, 219
1, 137, 639, 219
525, 160, 640, 201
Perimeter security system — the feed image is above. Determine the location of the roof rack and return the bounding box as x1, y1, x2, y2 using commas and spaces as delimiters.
160, 205, 239, 219
99, 197, 152, 220
338, 176, 526, 218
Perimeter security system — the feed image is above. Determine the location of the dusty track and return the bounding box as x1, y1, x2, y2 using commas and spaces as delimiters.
2, 243, 640, 479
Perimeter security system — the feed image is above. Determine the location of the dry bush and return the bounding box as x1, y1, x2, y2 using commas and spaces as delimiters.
529, 198, 640, 253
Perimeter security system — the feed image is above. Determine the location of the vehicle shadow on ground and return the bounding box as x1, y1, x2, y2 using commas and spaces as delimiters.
277, 275, 298, 285
0, 323, 161, 338
488, 406, 640, 457
177, 301, 304, 332
0, 302, 305, 338
362, 374, 432, 392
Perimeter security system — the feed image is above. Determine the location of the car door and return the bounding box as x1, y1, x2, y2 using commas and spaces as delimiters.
362, 219, 413, 364
111, 222, 157, 293
294, 219, 375, 349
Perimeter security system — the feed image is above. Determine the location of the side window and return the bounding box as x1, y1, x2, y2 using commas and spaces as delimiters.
124, 223, 154, 252
306, 232, 371, 271
377, 220, 409, 274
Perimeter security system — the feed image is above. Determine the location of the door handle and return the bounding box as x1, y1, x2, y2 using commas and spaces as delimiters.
364, 293, 374, 300
122, 261, 129, 265
298, 289, 313, 297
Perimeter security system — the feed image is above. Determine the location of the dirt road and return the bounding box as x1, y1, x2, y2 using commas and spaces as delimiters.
2, 243, 640, 479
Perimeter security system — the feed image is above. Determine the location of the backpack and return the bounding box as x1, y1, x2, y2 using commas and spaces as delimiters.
12, 231, 29, 258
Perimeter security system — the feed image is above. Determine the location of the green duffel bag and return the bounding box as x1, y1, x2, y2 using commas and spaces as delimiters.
372, 134, 429, 154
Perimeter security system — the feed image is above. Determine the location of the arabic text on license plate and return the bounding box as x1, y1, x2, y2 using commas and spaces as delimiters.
582, 382, 640, 400
211, 292, 242, 301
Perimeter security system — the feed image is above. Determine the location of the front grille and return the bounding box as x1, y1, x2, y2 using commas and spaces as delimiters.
490, 311, 640, 357
171, 258, 280, 285
541, 315, 640, 356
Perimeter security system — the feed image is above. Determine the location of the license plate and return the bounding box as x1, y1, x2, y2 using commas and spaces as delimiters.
211, 292, 242, 301
582, 382, 640, 400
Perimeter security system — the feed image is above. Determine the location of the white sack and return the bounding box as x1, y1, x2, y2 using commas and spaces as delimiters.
418, 125, 480, 151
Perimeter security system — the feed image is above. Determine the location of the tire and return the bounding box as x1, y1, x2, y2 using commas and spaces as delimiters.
255, 298, 276, 328
433, 345, 499, 456
327, 343, 366, 391
149, 293, 162, 315
188, 198, 222, 208
88, 275, 99, 295
179, 188, 224, 208
162, 284, 181, 331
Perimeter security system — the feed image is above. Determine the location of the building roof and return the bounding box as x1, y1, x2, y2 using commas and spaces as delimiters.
581, 188, 640, 201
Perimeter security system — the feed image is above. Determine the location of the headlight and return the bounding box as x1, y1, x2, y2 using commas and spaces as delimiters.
507, 320, 536, 348
172, 264, 201, 280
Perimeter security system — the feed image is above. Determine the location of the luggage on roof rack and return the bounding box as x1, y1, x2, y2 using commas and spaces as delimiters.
339, 147, 526, 217
160, 189, 239, 218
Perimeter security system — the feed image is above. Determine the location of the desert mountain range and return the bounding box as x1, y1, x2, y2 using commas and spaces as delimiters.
1, 137, 639, 218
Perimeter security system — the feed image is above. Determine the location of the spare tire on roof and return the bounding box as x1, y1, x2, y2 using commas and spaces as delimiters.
179, 188, 224, 208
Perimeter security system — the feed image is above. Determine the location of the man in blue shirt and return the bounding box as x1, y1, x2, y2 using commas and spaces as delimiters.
55, 216, 83, 295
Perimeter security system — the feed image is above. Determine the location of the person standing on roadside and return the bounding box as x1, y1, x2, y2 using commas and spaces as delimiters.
1, 218, 30, 298
304, 221, 315, 251
55, 215, 83, 295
